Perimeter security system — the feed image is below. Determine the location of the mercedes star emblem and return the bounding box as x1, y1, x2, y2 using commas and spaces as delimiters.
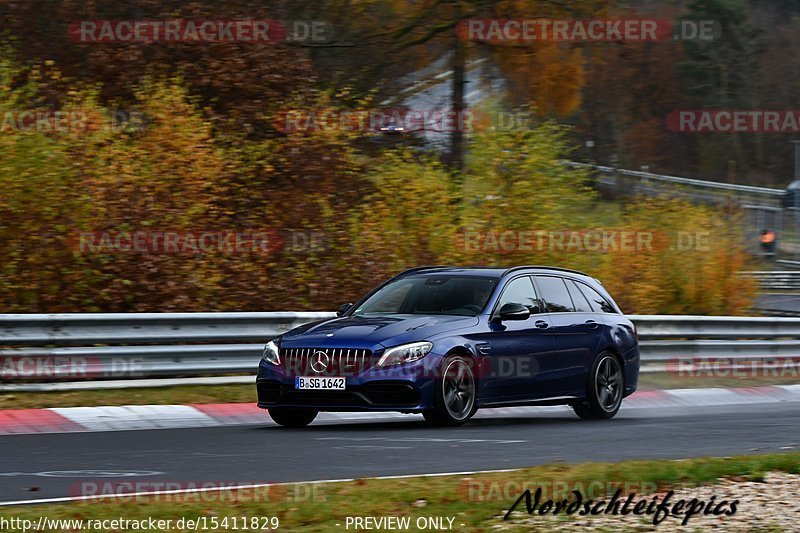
310, 350, 330, 373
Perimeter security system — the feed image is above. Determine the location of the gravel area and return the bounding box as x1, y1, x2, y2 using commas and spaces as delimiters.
495, 471, 799, 532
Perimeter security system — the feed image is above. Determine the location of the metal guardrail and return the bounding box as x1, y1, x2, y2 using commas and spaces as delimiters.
741, 271, 800, 291
569, 162, 786, 198
0, 312, 333, 380
0, 312, 333, 345
777, 259, 800, 269
753, 309, 800, 318
630, 314, 800, 339
0, 313, 798, 384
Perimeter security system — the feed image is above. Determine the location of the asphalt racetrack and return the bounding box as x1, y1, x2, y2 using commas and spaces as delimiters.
0, 401, 798, 505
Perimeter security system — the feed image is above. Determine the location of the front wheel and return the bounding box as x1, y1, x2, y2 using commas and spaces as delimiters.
573, 352, 624, 420
268, 408, 318, 427
423, 355, 477, 426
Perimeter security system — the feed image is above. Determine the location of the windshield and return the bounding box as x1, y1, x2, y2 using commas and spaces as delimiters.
353, 276, 497, 317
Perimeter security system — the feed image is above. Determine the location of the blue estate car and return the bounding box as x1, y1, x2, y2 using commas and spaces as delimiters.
257, 266, 639, 427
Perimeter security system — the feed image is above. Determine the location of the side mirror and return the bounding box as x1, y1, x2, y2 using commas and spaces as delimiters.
337, 303, 353, 317
495, 302, 531, 322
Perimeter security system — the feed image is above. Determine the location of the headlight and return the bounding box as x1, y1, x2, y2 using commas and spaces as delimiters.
376, 341, 432, 367
262, 340, 281, 365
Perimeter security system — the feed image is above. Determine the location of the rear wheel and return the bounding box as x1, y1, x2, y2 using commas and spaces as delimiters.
268, 408, 318, 428
573, 352, 624, 420
423, 355, 477, 426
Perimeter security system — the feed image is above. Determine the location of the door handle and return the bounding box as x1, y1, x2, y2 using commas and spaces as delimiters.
534, 320, 549, 329
585, 320, 599, 329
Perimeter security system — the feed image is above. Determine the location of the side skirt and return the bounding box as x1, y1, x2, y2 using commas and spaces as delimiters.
477, 395, 581, 409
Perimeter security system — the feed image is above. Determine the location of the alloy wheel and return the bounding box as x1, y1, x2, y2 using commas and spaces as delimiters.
596, 355, 623, 412
442, 358, 475, 421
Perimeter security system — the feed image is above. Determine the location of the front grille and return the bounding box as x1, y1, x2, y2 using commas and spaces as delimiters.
280, 347, 373, 376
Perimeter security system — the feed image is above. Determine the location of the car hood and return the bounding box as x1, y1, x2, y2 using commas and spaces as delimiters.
279, 314, 479, 349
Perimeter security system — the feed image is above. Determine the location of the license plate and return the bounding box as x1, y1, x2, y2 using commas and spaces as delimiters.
295, 376, 346, 390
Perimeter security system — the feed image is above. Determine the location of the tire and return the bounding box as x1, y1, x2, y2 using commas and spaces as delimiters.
572, 352, 624, 420
423, 355, 477, 426
268, 408, 318, 428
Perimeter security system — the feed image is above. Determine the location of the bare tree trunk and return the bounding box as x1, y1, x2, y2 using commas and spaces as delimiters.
449, 16, 466, 173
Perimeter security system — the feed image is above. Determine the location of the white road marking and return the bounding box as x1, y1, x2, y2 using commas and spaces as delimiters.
335, 445, 414, 450
0, 467, 520, 506
662, 388, 740, 406
49, 405, 217, 432
0, 470, 162, 478
316, 437, 526, 444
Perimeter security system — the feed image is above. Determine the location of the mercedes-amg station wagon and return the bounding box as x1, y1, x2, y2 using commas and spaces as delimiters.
257, 266, 639, 427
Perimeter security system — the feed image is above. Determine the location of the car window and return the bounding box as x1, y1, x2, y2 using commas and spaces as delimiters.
576, 282, 617, 314
359, 279, 415, 313
410, 277, 496, 315
497, 276, 541, 313
534, 276, 575, 313
354, 275, 496, 316
566, 279, 593, 312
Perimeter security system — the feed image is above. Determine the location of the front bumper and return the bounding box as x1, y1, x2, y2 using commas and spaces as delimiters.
256, 358, 438, 412
622, 344, 640, 397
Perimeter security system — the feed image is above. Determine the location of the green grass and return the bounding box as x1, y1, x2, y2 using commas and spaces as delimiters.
3, 371, 799, 410
638, 372, 800, 391
0, 384, 255, 410
1, 453, 797, 532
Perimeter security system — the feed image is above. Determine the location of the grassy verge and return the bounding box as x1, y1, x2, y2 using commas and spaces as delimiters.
637, 372, 800, 391
0, 384, 255, 410
1, 453, 798, 531
3, 372, 799, 410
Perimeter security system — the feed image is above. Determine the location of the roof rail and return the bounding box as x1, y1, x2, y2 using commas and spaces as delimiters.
394, 266, 454, 277
501, 265, 590, 277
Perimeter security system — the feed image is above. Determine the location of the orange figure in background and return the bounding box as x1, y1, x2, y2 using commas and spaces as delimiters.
760, 229, 777, 255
